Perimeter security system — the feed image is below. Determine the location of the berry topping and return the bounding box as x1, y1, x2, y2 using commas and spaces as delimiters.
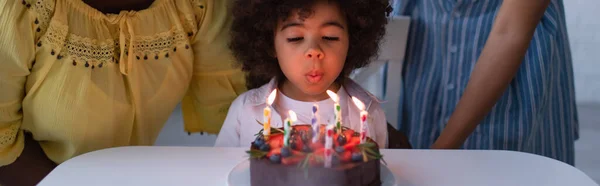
270, 154, 281, 163
301, 132, 309, 142
303, 145, 312, 153
337, 135, 347, 145
260, 143, 270, 151
335, 146, 345, 153
249, 125, 380, 167
351, 152, 363, 162
253, 138, 264, 147
281, 147, 292, 157
290, 141, 297, 150
340, 151, 352, 162
268, 134, 283, 149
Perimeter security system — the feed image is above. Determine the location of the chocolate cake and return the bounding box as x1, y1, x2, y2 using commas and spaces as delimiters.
247, 125, 383, 186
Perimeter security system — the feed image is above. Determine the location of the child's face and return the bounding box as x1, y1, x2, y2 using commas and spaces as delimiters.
274, 1, 349, 100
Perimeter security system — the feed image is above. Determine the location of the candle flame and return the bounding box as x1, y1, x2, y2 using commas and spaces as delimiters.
351, 96, 365, 111
326, 90, 339, 103
267, 89, 277, 105
288, 110, 297, 122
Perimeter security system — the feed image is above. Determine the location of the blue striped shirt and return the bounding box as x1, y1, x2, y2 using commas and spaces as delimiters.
394, 0, 579, 165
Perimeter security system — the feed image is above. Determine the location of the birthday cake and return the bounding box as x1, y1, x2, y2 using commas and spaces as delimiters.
247, 124, 383, 186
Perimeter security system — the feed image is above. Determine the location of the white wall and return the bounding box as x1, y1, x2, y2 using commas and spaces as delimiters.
564, 0, 600, 103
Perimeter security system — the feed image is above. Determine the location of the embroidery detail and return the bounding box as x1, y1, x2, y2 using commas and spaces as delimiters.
30, 0, 55, 40
65, 34, 115, 65
27, 0, 202, 68
130, 27, 189, 60
44, 22, 67, 52
0, 124, 19, 148
39, 22, 191, 66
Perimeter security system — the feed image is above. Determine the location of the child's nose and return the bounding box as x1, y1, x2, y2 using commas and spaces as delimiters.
305, 48, 324, 60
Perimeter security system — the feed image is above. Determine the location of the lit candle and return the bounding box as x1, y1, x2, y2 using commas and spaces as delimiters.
283, 110, 297, 147
352, 96, 369, 144
263, 89, 277, 140
311, 104, 320, 143
324, 124, 334, 168
326, 90, 342, 133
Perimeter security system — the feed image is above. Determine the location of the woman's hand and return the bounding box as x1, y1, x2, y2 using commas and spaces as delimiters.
0, 133, 57, 186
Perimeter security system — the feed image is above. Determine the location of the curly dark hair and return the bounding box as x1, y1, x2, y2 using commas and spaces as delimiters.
230, 0, 393, 89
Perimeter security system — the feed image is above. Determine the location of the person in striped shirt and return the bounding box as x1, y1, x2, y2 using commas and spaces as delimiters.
395, 0, 578, 165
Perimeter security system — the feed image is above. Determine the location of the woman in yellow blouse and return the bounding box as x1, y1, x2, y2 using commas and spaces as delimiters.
0, 0, 246, 184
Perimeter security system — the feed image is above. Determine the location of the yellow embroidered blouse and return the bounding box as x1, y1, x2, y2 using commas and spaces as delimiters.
0, 0, 246, 166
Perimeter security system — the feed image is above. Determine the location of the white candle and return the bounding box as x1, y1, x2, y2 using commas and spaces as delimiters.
283, 110, 297, 147
326, 90, 342, 133
324, 124, 334, 168
311, 104, 320, 143
263, 89, 277, 140
352, 97, 369, 144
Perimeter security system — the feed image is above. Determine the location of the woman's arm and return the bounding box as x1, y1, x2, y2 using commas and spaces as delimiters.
431, 0, 552, 149
0, 0, 56, 185
182, 0, 247, 135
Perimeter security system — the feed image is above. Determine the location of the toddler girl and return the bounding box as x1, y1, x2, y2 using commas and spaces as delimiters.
215, 0, 393, 148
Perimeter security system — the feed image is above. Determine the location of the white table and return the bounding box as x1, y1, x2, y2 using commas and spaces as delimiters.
38, 147, 598, 186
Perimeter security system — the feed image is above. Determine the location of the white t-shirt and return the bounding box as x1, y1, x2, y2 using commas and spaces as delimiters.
274, 87, 347, 126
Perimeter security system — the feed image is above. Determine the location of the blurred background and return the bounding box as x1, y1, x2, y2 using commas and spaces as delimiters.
154, 0, 599, 183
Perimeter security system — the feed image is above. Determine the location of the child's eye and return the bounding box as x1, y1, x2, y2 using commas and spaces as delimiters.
323, 36, 339, 41
287, 37, 303, 42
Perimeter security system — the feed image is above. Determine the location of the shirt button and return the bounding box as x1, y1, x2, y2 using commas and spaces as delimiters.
450, 45, 458, 53
447, 84, 455, 90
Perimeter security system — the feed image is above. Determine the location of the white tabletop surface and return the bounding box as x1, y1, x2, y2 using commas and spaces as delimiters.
38, 146, 599, 186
